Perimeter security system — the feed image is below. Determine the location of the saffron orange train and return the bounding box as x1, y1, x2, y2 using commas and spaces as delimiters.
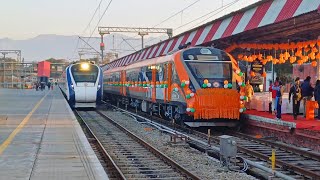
103, 47, 245, 127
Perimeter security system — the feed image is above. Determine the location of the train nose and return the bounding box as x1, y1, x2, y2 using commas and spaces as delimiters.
193, 88, 240, 119
75, 83, 97, 103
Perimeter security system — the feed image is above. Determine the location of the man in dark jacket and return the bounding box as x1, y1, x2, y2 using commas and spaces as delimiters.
289, 77, 302, 120
301, 76, 314, 117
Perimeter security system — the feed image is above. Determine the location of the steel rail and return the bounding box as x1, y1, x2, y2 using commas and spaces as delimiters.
105, 102, 320, 179
229, 131, 320, 161
95, 110, 201, 180
74, 110, 127, 180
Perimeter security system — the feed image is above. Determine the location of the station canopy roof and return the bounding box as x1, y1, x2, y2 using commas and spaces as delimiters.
105, 0, 320, 69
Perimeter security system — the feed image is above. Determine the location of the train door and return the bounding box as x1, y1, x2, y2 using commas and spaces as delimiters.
155, 63, 168, 100
121, 70, 126, 96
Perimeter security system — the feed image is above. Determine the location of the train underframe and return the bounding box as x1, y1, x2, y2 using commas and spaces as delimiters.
104, 92, 240, 128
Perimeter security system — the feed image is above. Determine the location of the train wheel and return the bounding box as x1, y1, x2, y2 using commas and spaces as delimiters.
174, 113, 185, 126
159, 104, 166, 119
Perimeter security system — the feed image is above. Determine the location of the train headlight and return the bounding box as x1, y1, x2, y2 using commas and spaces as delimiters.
213, 82, 220, 88
71, 84, 74, 89
97, 84, 101, 90
81, 63, 89, 70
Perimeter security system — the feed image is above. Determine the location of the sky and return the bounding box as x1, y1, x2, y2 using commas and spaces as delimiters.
1, 0, 261, 40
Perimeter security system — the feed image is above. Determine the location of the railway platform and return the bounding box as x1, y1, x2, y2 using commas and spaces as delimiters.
0, 87, 108, 180
243, 109, 320, 151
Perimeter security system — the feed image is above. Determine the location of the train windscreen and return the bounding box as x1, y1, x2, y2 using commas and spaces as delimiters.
71, 64, 99, 83
187, 62, 231, 79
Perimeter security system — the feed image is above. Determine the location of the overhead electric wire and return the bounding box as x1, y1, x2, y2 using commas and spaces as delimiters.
175, 0, 239, 31
71, 0, 105, 60
135, 0, 239, 50
191, 0, 240, 28
87, 0, 114, 43
82, 0, 104, 35
122, 38, 137, 51
70, 37, 80, 61
152, 0, 201, 28
117, 0, 201, 51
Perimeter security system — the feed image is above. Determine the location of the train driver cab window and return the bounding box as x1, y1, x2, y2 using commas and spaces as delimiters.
188, 62, 231, 79
71, 64, 98, 83
183, 48, 232, 83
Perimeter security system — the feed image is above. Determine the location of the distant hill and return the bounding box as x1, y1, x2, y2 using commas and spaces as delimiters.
0, 34, 166, 62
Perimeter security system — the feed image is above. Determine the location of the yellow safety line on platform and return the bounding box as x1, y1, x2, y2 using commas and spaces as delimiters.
0, 91, 50, 155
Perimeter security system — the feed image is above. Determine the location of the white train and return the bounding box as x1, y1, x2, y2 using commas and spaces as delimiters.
63, 62, 103, 108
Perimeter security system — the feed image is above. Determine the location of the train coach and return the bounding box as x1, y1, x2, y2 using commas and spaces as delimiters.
103, 47, 245, 127
63, 62, 103, 109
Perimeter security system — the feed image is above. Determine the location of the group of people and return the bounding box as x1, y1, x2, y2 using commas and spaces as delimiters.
34, 81, 54, 91
270, 76, 319, 120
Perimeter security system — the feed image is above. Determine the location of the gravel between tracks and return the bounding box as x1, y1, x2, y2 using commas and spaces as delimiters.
100, 110, 258, 180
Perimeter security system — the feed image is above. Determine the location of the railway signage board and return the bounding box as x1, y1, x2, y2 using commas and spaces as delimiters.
250, 60, 264, 85
251, 60, 264, 75
249, 74, 264, 85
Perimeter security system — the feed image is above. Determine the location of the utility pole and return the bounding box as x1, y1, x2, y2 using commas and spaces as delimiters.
2, 53, 6, 88
11, 61, 13, 88
100, 35, 105, 65
138, 32, 148, 49
0, 50, 22, 88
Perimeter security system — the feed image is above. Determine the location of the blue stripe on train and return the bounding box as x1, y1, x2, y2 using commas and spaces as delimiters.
66, 66, 75, 107
96, 67, 103, 105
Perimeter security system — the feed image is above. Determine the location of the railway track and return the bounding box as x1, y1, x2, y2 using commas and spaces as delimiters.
103, 102, 320, 180
75, 110, 200, 180
232, 132, 320, 179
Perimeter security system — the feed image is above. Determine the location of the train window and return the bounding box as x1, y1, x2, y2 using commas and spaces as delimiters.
71, 64, 99, 83
115, 73, 120, 82
182, 48, 230, 61
138, 67, 152, 82
127, 69, 139, 82
111, 72, 120, 82
172, 64, 180, 83
186, 62, 231, 79
157, 64, 166, 82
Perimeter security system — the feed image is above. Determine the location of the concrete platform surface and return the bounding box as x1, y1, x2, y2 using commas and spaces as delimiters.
0, 88, 108, 180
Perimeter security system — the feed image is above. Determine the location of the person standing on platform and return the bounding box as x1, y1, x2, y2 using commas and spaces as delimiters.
245, 80, 254, 110
273, 81, 284, 120
289, 77, 302, 120
270, 77, 280, 115
40, 82, 44, 91
35, 82, 38, 91
47, 82, 51, 90
301, 76, 314, 117
314, 80, 320, 119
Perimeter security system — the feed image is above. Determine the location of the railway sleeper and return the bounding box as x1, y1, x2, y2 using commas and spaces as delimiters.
131, 177, 185, 180
114, 156, 162, 161
112, 151, 156, 156
120, 166, 175, 170
116, 159, 166, 164
123, 169, 178, 174
116, 161, 168, 166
